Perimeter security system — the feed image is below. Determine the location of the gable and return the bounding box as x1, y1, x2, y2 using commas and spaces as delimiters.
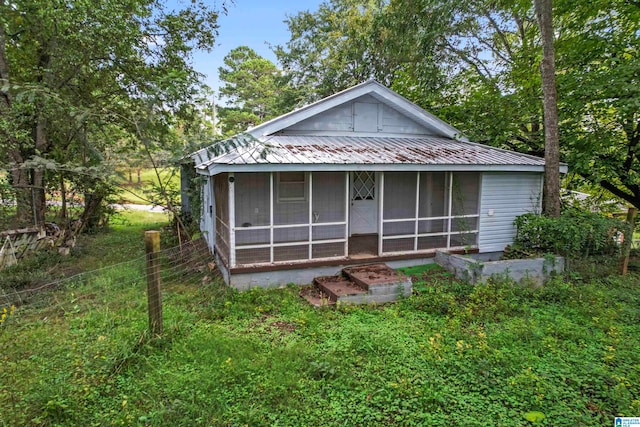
280, 94, 434, 136
246, 80, 467, 141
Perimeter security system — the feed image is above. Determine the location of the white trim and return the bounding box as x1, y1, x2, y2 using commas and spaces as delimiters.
237, 238, 347, 251
383, 214, 479, 223
344, 171, 350, 257
276, 171, 308, 202
378, 172, 384, 256
414, 172, 420, 251
381, 230, 479, 240
269, 172, 274, 263
244, 80, 465, 140
202, 163, 558, 176
308, 172, 313, 260
228, 173, 236, 268
379, 171, 481, 255
237, 222, 340, 231
447, 172, 453, 249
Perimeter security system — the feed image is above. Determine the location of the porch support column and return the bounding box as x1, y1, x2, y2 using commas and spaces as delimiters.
269, 172, 274, 263
308, 172, 313, 260
344, 171, 350, 257
447, 172, 453, 249
378, 172, 384, 256
414, 172, 420, 251
228, 172, 236, 267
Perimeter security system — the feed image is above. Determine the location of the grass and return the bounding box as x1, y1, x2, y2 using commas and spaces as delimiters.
115, 168, 180, 205
2, 217, 640, 426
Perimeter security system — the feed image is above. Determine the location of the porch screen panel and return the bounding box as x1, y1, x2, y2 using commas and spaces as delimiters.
312, 172, 346, 223
380, 171, 481, 255
274, 173, 309, 225
452, 172, 480, 215
234, 173, 270, 246
213, 173, 230, 264
450, 172, 480, 247
236, 248, 270, 265
312, 242, 345, 259
383, 238, 414, 253
383, 172, 417, 220
274, 245, 309, 262
274, 226, 309, 243
234, 173, 270, 228
418, 172, 448, 218
311, 171, 347, 258
381, 172, 417, 253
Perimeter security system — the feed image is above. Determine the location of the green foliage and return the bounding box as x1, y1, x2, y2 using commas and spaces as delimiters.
217, 46, 286, 135
3, 264, 640, 425
3, 213, 640, 426
512, 210, 630, 258
275, 0, 410, 105
0, 0, 223, 227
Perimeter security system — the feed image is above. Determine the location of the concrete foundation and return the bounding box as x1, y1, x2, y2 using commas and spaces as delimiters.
435, 250, 564, 285
228, 257, 436, 289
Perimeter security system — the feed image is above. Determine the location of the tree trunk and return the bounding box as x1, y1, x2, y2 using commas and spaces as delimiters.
534, 0, 561, 217
10, 167, 35, 227
59, 174, 67, 224
80, 191, 104, 232
31, 115, 48, 226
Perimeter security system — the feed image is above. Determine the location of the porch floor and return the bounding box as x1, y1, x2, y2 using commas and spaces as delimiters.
348, 234, 378, 258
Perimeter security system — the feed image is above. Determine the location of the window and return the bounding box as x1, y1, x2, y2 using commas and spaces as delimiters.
277, 172, 307, 202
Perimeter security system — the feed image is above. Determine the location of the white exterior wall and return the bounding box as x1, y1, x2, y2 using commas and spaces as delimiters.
478, 172, 543, 253
201, 177, 215, 252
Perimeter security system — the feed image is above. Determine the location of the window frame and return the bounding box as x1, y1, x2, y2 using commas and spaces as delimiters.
276, 171, 308, 203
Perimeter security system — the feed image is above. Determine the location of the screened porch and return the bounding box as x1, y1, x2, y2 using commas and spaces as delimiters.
212, 171, 480, 269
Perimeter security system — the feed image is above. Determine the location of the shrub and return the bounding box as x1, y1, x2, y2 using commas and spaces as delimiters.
512, 209, 630, 258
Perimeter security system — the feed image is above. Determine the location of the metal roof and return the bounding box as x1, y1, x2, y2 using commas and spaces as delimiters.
194, 135, 551, 173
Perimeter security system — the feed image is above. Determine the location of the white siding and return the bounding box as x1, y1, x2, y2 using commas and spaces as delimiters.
381, 105, 430, 134
201, 177, 215, 252
478, 172, 542, 253
283, 95, 432, 135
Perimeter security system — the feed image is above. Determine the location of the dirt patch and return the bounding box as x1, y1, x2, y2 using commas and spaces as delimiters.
299, 285, 334, 307
413, 268, 454, 284
268, 320, 296, 333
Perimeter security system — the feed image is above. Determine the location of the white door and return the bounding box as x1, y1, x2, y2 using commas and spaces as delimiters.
350, 171, 378, 235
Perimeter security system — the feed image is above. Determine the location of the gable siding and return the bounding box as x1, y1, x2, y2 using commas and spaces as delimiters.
283, 95, 432, 135
381, 105, 430, 134
478, 172, 543, 253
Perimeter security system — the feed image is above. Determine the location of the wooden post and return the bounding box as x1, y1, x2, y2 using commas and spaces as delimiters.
145, 230, 163, 335
622, 207, 637, 275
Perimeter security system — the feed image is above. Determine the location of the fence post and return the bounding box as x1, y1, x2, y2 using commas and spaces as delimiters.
622, 207, 637, 275
145, 230, 163, 335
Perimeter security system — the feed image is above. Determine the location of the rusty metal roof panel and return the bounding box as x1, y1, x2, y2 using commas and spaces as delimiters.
195, 135, 546, 169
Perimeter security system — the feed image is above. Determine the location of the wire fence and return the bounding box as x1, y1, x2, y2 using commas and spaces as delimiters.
0, 237, 217, 311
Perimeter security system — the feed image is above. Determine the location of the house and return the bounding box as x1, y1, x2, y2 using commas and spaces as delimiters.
188, 80, 567, 289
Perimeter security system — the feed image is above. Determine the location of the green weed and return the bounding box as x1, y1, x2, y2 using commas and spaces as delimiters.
2, 225, 640, 426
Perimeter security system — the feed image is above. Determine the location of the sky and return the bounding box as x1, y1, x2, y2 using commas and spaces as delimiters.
190, 0, 324, 98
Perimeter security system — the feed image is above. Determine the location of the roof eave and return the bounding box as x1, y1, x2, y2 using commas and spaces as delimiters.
198, 162, 552, 176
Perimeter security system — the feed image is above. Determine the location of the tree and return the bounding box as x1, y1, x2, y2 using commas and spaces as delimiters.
556, 0, 640, 209
0, 0, 222, 228
217, 46, 283, 135
275, 0, 404, 105
534, 0, 561, 217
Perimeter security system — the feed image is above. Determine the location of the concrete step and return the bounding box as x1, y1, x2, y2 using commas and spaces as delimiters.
313, 276, 367, 302
343, 264, 410, 290
299, 285, 335, 307
302, 264, 413, 307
